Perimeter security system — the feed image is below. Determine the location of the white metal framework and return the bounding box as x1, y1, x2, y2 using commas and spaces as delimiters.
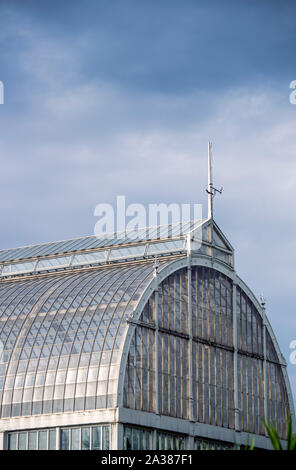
0, 218, 293, 450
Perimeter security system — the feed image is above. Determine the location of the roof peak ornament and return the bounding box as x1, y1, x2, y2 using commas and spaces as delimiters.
206, 142, 223, 220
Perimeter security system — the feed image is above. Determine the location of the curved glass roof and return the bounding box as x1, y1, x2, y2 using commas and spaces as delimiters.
0, 221, 236, 280
0, 260, 169, 419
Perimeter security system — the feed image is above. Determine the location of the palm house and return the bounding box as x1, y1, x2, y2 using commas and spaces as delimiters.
0, 150, 294, 450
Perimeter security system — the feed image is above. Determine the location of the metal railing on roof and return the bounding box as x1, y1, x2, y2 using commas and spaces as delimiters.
0, 238, 188, 278
0, 220, 237, 278
0, 220, 203, 263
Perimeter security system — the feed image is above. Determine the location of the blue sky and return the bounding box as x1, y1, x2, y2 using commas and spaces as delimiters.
0, 0, 296, 405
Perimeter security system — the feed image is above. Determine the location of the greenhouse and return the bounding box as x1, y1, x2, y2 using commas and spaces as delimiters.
0, 215, 294, 450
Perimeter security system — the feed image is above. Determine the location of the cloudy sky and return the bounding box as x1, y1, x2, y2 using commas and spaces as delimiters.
0, 0, 296, 405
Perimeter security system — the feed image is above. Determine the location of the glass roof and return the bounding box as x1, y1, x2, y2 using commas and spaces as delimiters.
0, 220, 237, 278
0, 260, 170, 418
0, 239, 187, 278
0, 221, 203, 264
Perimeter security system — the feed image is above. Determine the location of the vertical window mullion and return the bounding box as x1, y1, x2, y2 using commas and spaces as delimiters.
173, 275, 176, 331
133, 334, 136, 410
225, 277, 228, 346
141, 328, 143, 410
213, 271, 216, 343
214, 348, 217, 426
147, 330, 150, 411
168, 333, 171, 415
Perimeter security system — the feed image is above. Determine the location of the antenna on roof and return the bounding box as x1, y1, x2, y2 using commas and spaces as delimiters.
206, 142, 223, 219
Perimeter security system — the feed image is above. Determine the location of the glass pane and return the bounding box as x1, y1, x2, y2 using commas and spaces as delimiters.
109, 245, 145, 260
8, 433, 17, 450
157, 434, 161, 450
18, 432, 27, 450
102, 426, 110, 450
37, 256, 71, 270
81, 427, 90, 450
124, 427, 132, 450
38, 431, 47, 450
145, 431, 151, 450
139, 430, 145, 450
71, 428, 80, 450
160, 433, 165, 450
148, 240, 185, 256
167, 435, 173, 450
132, 428, 139, 450
11, 261, 35, 273
91, 426, 101, 450
60, 429, 69, 450
49, 429, 56, 450
73, 251, 106, 266
1, 265, 11, 275
28, 431, 37, 450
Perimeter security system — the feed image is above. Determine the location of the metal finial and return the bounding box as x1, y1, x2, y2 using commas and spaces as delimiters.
205, 142, 223, 219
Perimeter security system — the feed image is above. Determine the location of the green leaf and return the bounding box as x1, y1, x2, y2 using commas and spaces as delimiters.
244, 434, 255, 450
263, 419, 282, 450
286, 415, 293, 450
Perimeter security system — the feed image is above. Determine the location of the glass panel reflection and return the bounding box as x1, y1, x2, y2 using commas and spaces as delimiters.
71, 428, 80, 450
91, 426, 101, 450
60, 429, 70, 450
37, 256, 71, 270
18, 433, 27, 450
109, 245, 145, 260
148, 240, 185, 255
123, 426, 153, 450
0, 261, 159, 419
28, 431, 37, 450
6, 425, 109, 450
81, 427, 90, 450
124, 265, 290, 440
72, 251, 107, 266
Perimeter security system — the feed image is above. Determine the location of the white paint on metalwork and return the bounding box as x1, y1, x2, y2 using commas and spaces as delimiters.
232, 283, 240, 431
117, 253, 295, 436
208, 142, 213, 219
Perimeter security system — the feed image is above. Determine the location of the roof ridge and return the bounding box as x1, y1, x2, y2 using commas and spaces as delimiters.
0, 220, 204, 264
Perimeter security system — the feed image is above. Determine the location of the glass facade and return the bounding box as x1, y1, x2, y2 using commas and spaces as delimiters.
60, 424, 110, 450
1, 240, 187, 278
236, 286, 289, 436
123, 426, 185, 450
0, 221, 201, 264
194, 437, 234, 450
123, 426, 153, 450
156, 431, 185, 450
6, 424, 110, 450
7, 428, 56, 450
124, 266, 290, 438
0, 220, 292, 449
